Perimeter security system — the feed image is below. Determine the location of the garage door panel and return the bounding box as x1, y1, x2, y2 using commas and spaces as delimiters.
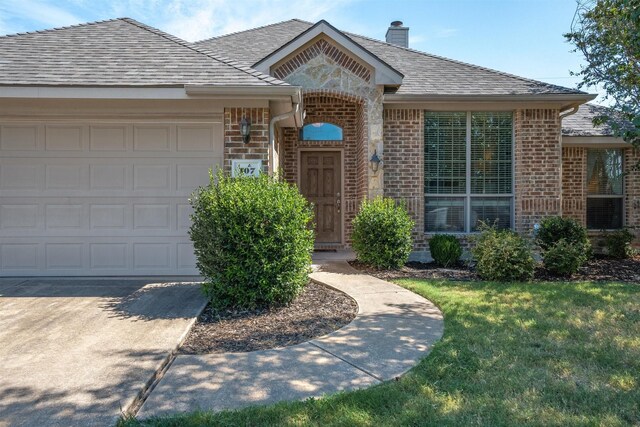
134, 125, 171, 152
0, 119, 221, 276
1, 243, 39, 270
45, 125, 84, 151
0, 125, 39, 151
90, 126, 128, 151
0, 163, 42, 189
0, 204, 39, 229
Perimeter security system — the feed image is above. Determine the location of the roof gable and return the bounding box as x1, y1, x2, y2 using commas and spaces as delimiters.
0, 18, 287, 88
253, 20, 403, 86
196, 19, 591, 99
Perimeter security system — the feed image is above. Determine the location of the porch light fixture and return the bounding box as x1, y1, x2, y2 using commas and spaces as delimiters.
239, 116, 251, 144
370, 150, 382, 173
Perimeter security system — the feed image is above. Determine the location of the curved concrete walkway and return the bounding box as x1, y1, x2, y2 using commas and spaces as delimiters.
138, 261, 444, 418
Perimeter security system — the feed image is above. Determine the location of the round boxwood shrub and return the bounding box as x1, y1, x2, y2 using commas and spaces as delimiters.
429, 234, 462, 267
605, 228, 635, 259
471, 224, 535, 282
536, 216, 591, 255
352, 197, 414, 269
543, 238, 588, 276
189, 171, 314, 309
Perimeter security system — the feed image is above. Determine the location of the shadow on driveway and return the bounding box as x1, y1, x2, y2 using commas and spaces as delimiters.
0, 277, 206, 426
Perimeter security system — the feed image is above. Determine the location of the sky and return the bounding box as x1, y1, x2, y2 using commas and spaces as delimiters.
0, 0, 606, 103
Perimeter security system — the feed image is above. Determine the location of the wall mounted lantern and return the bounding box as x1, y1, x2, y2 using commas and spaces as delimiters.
370, 149, 382, 173
240, 116, 251, 144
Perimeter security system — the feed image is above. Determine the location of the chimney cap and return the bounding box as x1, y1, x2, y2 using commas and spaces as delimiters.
390, 20, 404, 27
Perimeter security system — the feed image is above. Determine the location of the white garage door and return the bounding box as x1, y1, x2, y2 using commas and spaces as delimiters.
0, 119, 222, 276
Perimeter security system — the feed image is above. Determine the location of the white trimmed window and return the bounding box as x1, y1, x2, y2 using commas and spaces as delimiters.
586, 148, 624, 229
424, 111, 513, 232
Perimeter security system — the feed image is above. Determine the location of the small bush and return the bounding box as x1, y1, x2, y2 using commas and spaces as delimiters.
429, 234, 462, 267
189, 171, 314, 309
536, 216, 591, 255
605, 228, 636, 259
543, 239, 588, 276
471, 224, 535, 282
352, 197, 414, 269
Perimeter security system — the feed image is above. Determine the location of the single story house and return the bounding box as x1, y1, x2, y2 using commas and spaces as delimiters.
0, 18, 636, 276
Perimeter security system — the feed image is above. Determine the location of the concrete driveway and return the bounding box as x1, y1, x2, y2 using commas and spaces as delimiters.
0, 277, 206, 427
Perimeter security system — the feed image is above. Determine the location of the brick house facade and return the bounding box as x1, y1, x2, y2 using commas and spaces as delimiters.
3, 17, 635, 275
203, 20, 638, 258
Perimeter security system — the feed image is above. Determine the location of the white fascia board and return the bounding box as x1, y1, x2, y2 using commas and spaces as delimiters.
384, 93, 596, 104
253, 22, 404, 86
185, 85, 302, 103
0, 86, 191, 99
0, 85, 303, 104
562, 135, 630, 147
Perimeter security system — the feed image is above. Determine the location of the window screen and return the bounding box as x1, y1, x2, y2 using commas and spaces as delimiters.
471, 112, 513, 194
424, 112, 467, 194
586, 149, 624, 229
424, 111, 513, 232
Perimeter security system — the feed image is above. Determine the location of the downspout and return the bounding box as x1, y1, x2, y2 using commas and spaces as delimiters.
557, 103, 582, 217
268, 102, 300, 174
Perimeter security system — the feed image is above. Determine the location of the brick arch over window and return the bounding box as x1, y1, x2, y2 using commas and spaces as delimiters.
282, 91, 369, 244
272, 38, 372, 82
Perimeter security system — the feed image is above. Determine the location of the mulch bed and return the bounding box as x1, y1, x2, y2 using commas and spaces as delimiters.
350, 256, 640, 283
180, 281, 358, 354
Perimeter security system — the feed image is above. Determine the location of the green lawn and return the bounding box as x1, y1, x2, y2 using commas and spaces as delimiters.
121, 279, 640, 426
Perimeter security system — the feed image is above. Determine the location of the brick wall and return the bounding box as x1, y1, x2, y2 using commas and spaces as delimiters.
562, 146, 587, 224
282, 93, 367, 243
382, 109, 426, 250
223, 108, 270, 173
624, 148, 640, 240
514, 109, 562, 233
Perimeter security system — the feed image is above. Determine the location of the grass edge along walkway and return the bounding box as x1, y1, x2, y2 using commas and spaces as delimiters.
119, 278, 640, 427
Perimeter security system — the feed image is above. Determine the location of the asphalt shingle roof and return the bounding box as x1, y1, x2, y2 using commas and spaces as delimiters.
562, 104, 622, 136
0, 18, 288, 87
195, 19, 586, 97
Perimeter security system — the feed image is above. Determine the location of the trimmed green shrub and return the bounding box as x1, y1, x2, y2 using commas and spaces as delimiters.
429, 234, 462, 267
536, 216, 591, 275
189, 171, 314, 309
352, 197, 414, 269
471, 224, 535, 282
536, 216, 591, 255
543, 239, 588, 276
605, 228, 636, 259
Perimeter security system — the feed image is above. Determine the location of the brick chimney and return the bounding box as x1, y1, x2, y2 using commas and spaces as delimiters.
385, 20, 409, 48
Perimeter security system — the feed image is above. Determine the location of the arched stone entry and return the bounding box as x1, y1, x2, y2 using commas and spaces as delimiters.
282, 91, 368, 246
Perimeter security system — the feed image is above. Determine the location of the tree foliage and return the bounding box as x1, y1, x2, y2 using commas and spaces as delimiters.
565, 0, 640, 147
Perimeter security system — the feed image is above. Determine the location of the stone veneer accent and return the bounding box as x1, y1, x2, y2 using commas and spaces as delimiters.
273, 38, 371, 82
277, 38, 384, 200
282, 92, 367, 243
223, 108, 270, 173
514, 109, 562, 233
562, 146, 587, 224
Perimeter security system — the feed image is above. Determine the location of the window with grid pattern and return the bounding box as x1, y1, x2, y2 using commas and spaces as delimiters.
424, 111, 513, 232
586, 149, 624, 229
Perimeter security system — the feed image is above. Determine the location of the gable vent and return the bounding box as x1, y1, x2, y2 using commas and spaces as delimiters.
385, 20, 409, 48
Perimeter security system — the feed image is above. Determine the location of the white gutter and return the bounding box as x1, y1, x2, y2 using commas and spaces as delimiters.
0, 85, 303, 102
268, 102, 299, 175
383, 93, 596, 104
559, 103, 580, 118
185, 85, 302, 103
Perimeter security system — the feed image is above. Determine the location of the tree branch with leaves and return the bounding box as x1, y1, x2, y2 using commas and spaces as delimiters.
565, 0, 640, 148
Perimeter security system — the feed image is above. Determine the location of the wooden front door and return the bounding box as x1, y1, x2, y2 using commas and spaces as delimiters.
300, 151, 342, 244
